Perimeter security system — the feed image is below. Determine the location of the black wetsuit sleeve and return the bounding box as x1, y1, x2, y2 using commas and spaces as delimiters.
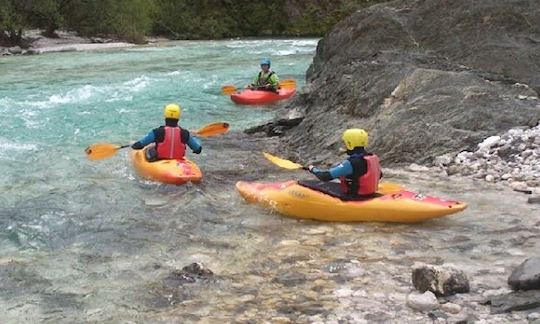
181, 128, 190, 144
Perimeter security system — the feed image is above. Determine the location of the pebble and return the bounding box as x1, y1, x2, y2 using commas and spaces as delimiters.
279, 240, 300, 246
304, 227, 333, 235
334, 288, 354, 298
352, 290, 367, 297
440, 302, 461, 314
407, 291, 439, 312
271, 317, 292, 324
144, 198, 168, 206
408, 163, 431, 172
528, 313, 540, 321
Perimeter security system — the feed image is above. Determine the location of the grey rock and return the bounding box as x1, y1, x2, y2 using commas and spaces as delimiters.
8, 46, 22, 54
162, 263, 213, 288
440, 302, 462, 314
407, 291, 439, 311
272, 272, 307, 287
447, 165, 462, 176
23, 48, 40, 55
90, 37, 113, 43
529, 312, 540, 321
483, 290, 540, 314
528, 196, 540, 204
244, 112, 304, 137
248, 0, 540, 166
508, 258, 540, 290
433, 154, 453, 166
412, 264, 470, 297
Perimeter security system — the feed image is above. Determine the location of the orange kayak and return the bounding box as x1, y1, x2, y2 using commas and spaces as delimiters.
230, 88, 296, 105
236, 180, 467, 223
131, 149, 202, 185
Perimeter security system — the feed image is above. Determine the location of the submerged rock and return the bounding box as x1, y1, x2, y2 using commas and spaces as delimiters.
528, 196, 540, 204
483, 290, 540, 314
508, 258, 540, 291
272, 272, 307, 287
163, 262, 213, 288
412, 264, 470, 297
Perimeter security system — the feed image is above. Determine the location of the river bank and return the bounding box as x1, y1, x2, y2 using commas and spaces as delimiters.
0, 30, 152, 56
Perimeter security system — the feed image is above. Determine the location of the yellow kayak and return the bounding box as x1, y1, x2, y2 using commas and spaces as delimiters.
236, 180, 467, 223
131, 149, 202, 185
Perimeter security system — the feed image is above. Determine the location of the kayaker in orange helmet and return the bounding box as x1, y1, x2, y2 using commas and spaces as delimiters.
131, 103, 202, 161
308, 129, 382, 196
246, 58, 280, 92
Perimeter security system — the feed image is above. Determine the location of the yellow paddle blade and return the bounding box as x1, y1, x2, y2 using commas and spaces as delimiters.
378, 182, 406, 195
85, 143, 122, 161
263, 152, 304, 170
279, 79, 296, 90
194, 122, 230, 137
221, 85, 237, 95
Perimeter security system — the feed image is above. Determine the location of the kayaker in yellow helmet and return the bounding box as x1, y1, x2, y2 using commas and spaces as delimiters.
246, 58, 280, 92
308, 129, 382, 196
131, 103, 202, 161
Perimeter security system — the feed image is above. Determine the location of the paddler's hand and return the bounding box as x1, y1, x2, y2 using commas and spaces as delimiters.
308, 165, 315, 173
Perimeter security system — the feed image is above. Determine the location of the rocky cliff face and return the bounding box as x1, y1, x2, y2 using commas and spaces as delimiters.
265, 0, 540, 165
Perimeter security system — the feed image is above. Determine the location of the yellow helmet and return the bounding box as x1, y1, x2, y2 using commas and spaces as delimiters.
163, 103, 181, 119
342, 128, 369, 150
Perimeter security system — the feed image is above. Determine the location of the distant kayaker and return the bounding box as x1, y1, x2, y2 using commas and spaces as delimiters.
131, 103, 202, 161
308, 129, 382, 196
246, 58, 280, 92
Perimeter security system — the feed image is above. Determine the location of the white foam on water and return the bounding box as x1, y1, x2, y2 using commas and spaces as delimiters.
48, 84, 97, 104
10, 75, 157, 108
0, 138, 38, 152
123, 76, 151, 92
287, 39, 319, 47
246, 50, 264, 55
275, 50, 296, 56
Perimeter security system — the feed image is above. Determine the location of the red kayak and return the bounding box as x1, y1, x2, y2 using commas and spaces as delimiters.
230, 88, 296, 105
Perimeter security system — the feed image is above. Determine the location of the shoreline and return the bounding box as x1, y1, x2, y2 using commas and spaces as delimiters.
0, 30, 170, 56
0, 30, 317, 56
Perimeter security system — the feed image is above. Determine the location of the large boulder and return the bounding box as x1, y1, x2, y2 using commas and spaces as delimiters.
264, 0, 540, 165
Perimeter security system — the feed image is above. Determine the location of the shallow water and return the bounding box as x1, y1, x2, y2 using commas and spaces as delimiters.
1, 40, 540, 323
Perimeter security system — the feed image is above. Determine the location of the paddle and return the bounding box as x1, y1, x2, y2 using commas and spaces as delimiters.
221, 79, 297, 95
85, 122, 230, 161
262, 152, 405, 194
262, 152, 307, 170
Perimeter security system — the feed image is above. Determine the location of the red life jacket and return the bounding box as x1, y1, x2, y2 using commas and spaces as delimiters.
156, 126, 186, 160
339, 154, 381, 196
